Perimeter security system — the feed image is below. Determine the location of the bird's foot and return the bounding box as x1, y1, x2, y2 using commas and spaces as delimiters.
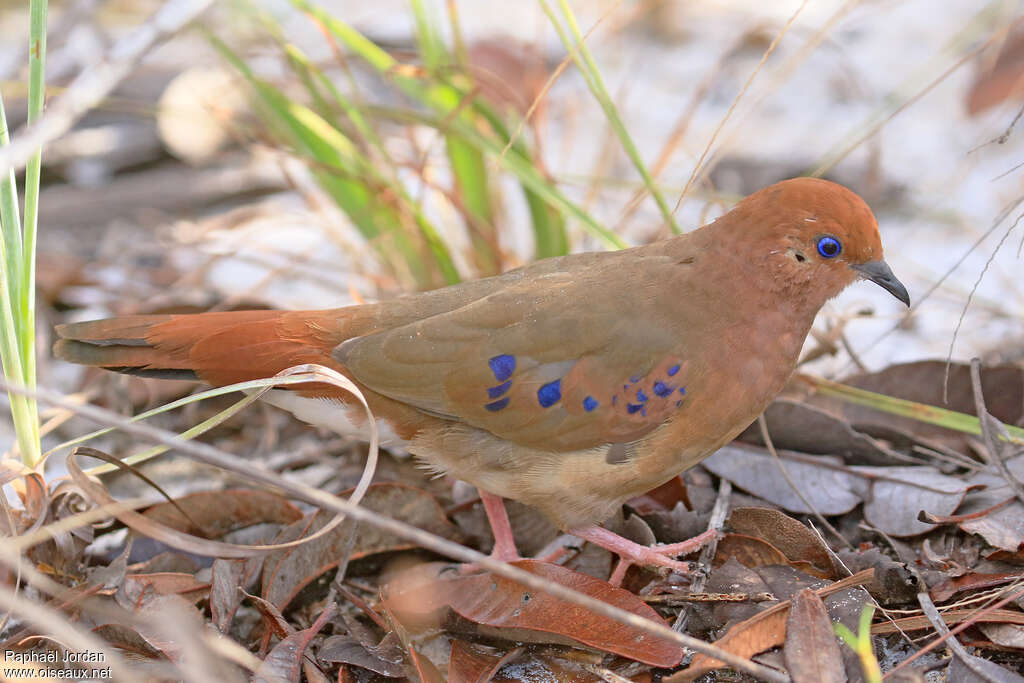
567, 525, 717, 586
458, 490, 523, 573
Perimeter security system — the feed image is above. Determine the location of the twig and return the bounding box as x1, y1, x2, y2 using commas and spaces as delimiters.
2, 378, 790, 683
969, 357, 1024, 506
0, 0, 214, 177
672, 477, 730, 633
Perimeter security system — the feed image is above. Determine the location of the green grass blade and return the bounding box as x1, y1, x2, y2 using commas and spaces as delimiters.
379, 105, 625, 250
0, 93, 22, 311
19, 0, 47, 456
410, 0, 499, 273
211, 35, 459, 288
803, 375, 1024, 446
543, 0, 681, 234
0, 93, 34, 464
409, 0, 446, 69
473, 105, 569, 256
296, 2, 584, 257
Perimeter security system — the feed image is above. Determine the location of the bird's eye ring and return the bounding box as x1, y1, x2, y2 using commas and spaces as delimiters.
816, 235, 841, 259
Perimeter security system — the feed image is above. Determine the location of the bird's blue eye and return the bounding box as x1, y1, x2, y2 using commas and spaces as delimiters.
816, 236, 841, 258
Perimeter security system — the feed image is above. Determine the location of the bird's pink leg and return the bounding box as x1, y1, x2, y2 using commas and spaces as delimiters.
568, 525, 717, 585
479, 490, 521, 562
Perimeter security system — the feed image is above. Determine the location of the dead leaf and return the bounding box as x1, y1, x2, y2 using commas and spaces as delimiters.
252, 603, 335, 683
703, 445, 863, 515
858, 466, 969, 536
142, 489, 303, 538
92, 624, 162, 659
318, 635, 405, 677
930, 572, 1023, 602
123, 572, 210, 604
833, 547, 920, 605
210, 559, 246, 633
714, 534, 833, 579
966, 29, 1024, 115
706, 447, 970, 537
958, 456, 1024, 551
784, 589, 845, 683
742, 398, 896, 465
727, 507, 836, 578
629, 475, 691, 513
979, 623, 1024, 650
872, 608, 1024, 634
383, 560, 684, 667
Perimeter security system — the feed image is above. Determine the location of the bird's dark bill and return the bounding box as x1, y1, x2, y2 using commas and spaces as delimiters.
850, 260, 910, 307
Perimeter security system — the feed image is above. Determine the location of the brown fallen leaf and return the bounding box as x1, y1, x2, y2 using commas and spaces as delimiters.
318, 634, 406, 678
741, 398, 896, 465
382, 559, 684, 667
142, 488, 303, 538
727, 507, 837, 578
714, 534, 833, 580
930, 572, 1023, 602
784, 589, 845, 683
122, 572, 210, 604
252, 603, 335, 683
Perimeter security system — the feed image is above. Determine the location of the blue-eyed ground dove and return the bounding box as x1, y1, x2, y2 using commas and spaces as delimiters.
54, 178, 909, 575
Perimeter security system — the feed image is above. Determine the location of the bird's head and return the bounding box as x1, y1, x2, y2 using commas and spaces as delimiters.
722, 177, 910, 309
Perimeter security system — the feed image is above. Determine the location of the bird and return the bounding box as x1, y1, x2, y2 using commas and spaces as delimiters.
54, 177, 909, 577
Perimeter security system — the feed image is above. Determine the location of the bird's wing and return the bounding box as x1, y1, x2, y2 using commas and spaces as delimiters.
334, 256, 693, 451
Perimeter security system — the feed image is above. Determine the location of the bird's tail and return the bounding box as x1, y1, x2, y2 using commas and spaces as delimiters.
54, 309, 348, 387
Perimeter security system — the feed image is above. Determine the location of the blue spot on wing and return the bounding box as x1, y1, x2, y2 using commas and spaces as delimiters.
667, 364, 680, 376
488, 354, 516, 382
627, 403, 644, 414
583, 396, 599, 412
485, 397, 510, 412
653, 381, 673, 397
537, 379, 562, 408
487, 380, 511, 399
679, 387, 687, 395
636, 389, 648, 403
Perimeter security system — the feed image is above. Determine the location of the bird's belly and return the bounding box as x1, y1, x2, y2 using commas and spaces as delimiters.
259, 390, 411, 448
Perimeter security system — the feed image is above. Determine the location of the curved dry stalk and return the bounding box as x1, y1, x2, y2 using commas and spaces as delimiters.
63, 364, 379, 560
